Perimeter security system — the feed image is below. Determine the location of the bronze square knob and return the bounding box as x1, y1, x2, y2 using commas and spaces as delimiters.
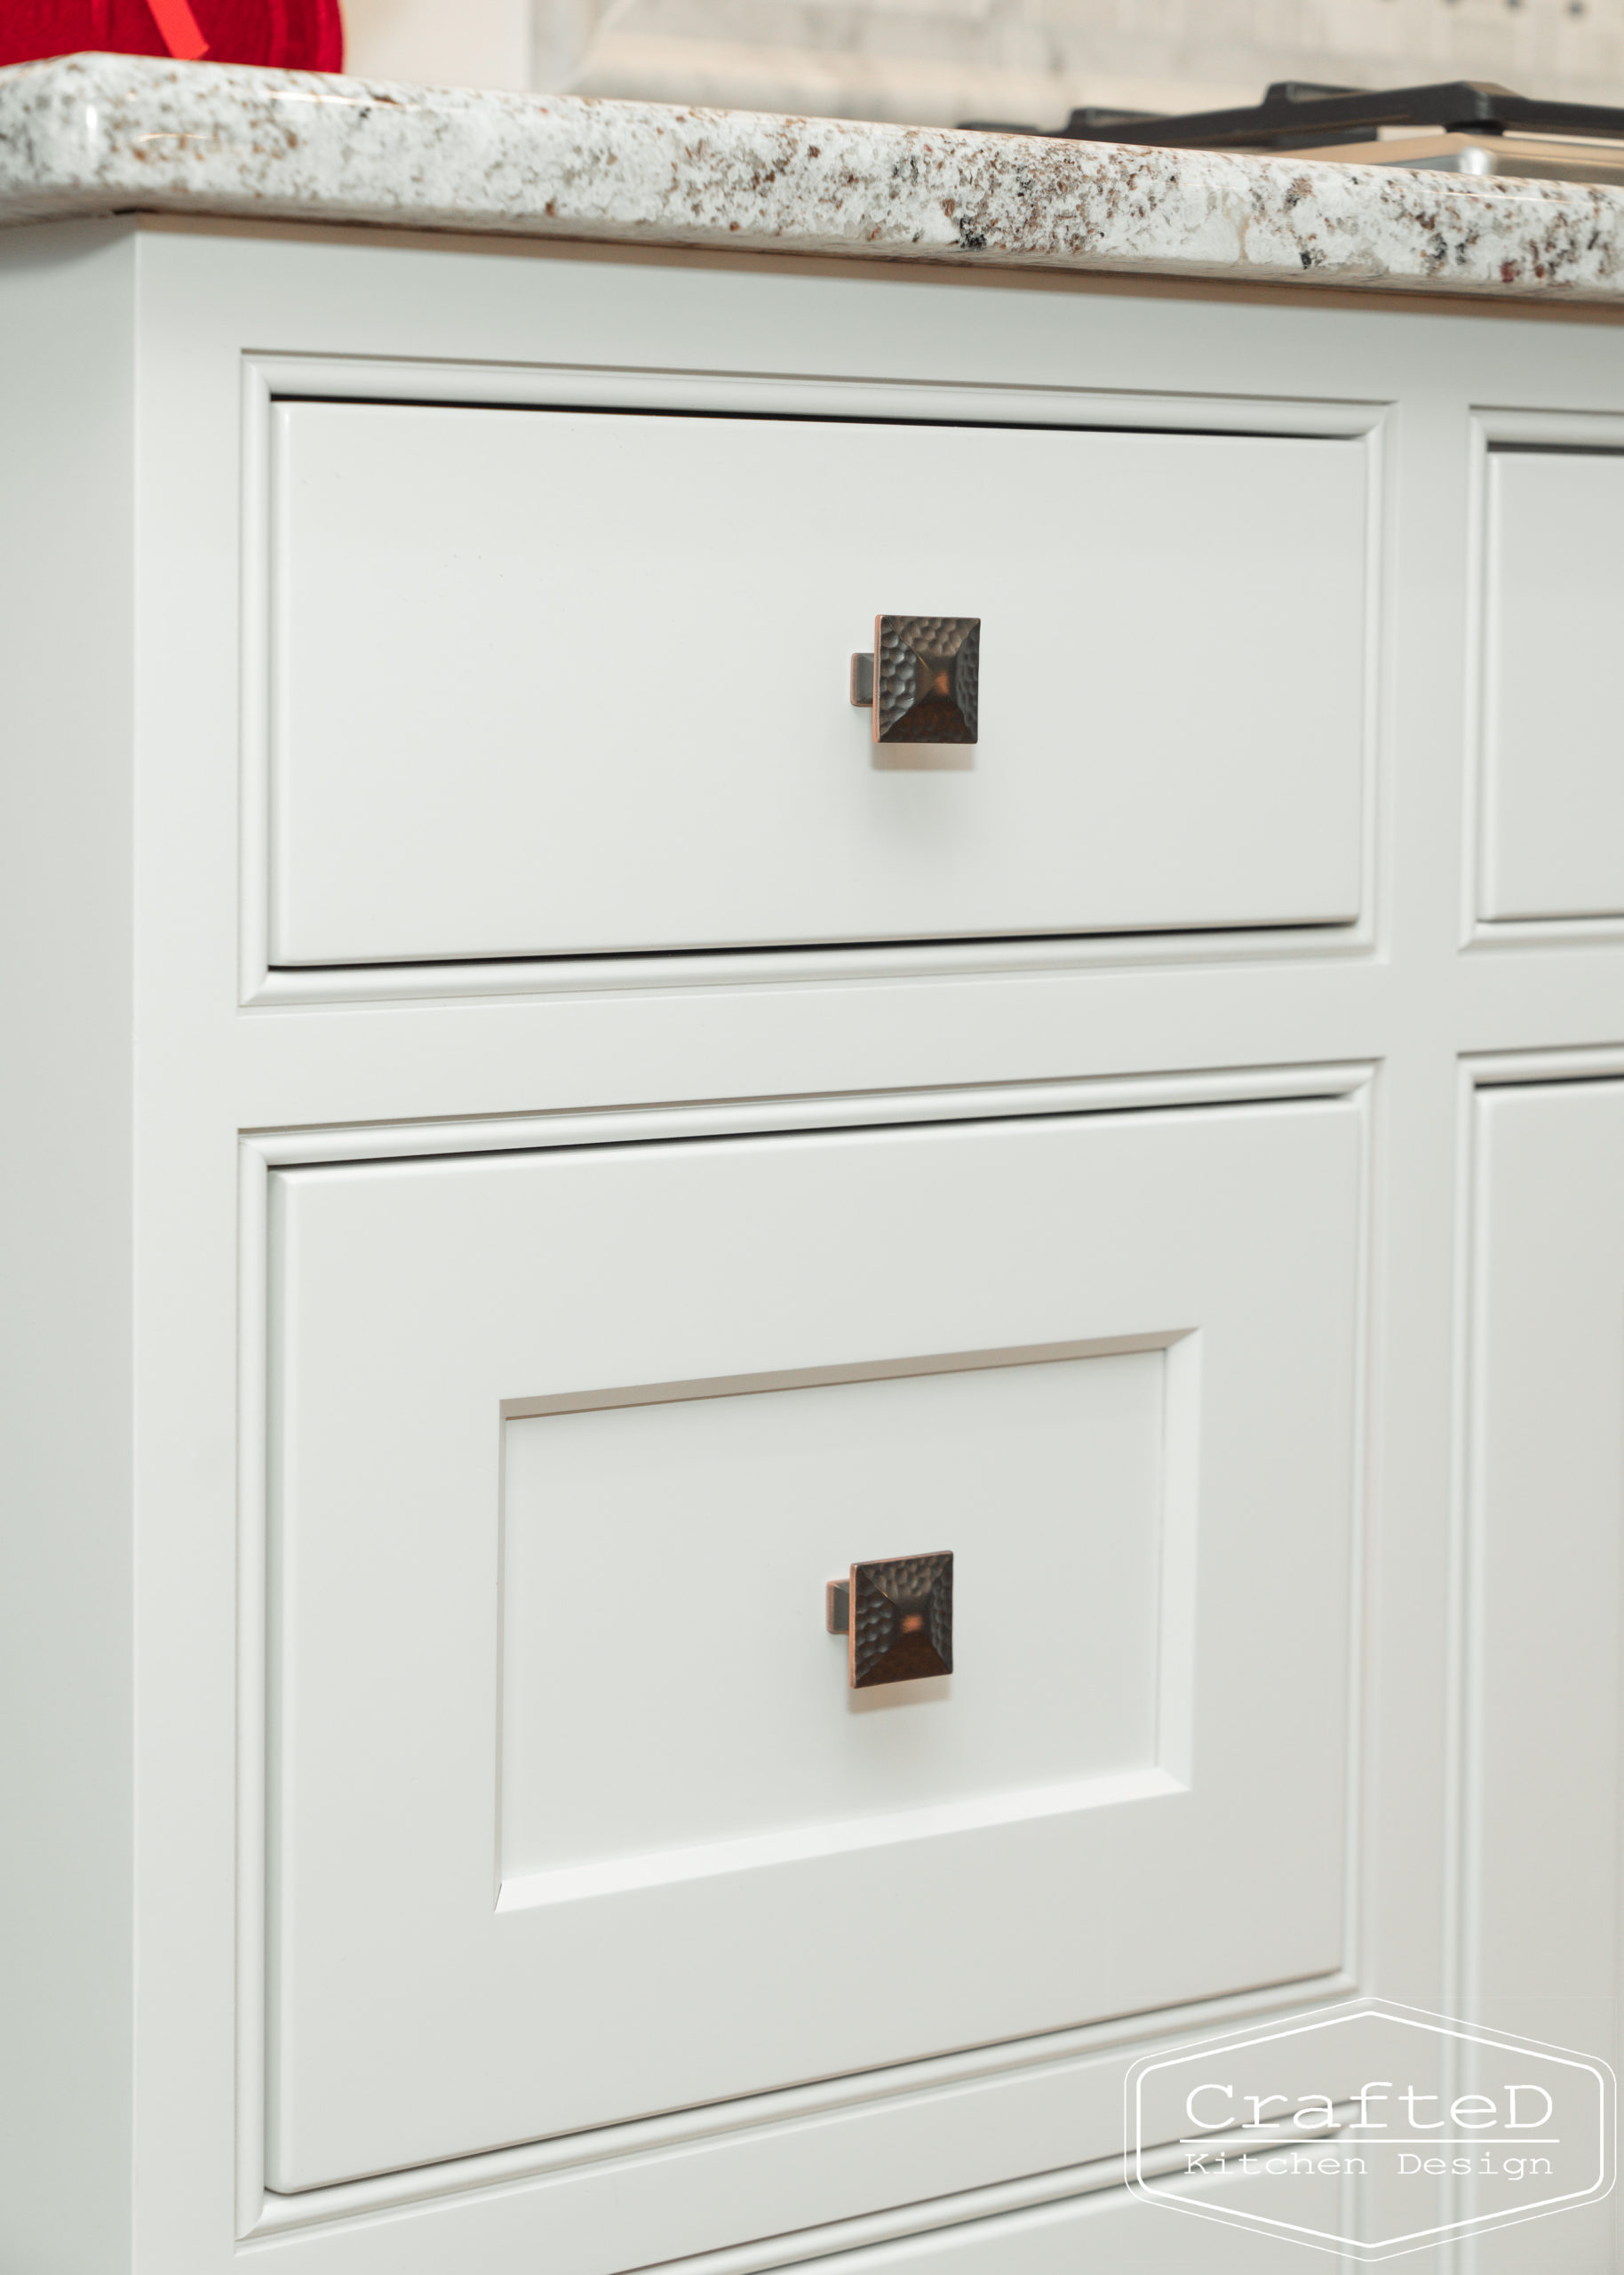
851, 617, 979, 745
825, 1552, 954, 1687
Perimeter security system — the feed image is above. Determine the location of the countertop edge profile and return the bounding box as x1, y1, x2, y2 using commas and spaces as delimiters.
1, 50, 1623, 301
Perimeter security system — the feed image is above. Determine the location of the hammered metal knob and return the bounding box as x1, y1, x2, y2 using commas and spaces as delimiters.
825, 1552, 954, 1687
850, 617, 979, 745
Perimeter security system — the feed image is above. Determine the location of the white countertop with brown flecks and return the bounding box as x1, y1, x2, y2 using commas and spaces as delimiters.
4, 50, 1624, 302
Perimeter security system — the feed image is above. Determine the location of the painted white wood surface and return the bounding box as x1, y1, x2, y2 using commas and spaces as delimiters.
1461, 1078, 1624, 2275
1480, 448, 1624, 924
268, 1098, 1358, 2187
270, 403, 1367, 962
498, 1347, 1166, 1886
6, 210, 1624, 2274
0, 220, 139, 2275
659, 2158, 1349, 2275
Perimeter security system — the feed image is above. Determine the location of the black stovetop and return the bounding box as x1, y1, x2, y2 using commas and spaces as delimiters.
963, 79, 1624, 150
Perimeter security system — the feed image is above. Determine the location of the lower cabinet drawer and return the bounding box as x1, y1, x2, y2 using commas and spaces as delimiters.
266, 1096, 1362, 2191
267, 403, 1369, 964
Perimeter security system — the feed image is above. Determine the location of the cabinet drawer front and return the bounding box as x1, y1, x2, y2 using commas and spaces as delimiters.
1482, 448, 1624, 922
265, 1098, 1362, 2191
268, 404, 1368, 966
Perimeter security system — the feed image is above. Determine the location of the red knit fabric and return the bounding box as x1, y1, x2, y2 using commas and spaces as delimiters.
0, 2, 345, 70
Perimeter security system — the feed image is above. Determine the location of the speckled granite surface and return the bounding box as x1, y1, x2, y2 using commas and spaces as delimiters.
4, 51, 1624, 301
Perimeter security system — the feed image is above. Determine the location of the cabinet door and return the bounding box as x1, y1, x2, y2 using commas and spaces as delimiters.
267, 1099, 1362, 2190
269, 403, 1368, 963
1481, 451, 1624, 922
1464, 1081, 1624, 2272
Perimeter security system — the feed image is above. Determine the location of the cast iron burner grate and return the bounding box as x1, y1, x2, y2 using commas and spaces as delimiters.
961, 79, 1624, 150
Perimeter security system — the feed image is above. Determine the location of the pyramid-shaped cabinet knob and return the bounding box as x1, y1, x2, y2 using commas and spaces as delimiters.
825, 1552, 954, 1686
850, 618, 979, 744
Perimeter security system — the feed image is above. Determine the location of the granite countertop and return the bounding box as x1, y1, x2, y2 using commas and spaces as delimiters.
3, 50, 1624, 302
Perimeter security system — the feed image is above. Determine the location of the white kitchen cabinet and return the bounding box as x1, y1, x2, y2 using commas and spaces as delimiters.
267, 1098, 1358, 2185
271, 402, 1368, 962
4, 81, 1624, 2275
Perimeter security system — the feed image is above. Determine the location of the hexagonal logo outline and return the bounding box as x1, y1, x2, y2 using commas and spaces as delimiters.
1124, 1997, 1615, 2263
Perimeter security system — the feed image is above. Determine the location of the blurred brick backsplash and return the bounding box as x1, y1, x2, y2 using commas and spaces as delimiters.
343, 0, 1624, 129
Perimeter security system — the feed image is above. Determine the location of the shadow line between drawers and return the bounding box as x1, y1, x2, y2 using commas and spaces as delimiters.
243, 1972, 1357, 2242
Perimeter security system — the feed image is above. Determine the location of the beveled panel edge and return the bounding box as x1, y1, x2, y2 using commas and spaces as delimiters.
498, 1330, 1184, 1421
497, 1768, 1186, 1916
1467, 1042, 1624, 1087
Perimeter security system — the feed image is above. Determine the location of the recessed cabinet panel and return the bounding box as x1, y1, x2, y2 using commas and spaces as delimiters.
268, 404, 1369, 964
1481, 450, 1624, 922
501, 1350, 1164, 1898
267, 1100, 1362, 2191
